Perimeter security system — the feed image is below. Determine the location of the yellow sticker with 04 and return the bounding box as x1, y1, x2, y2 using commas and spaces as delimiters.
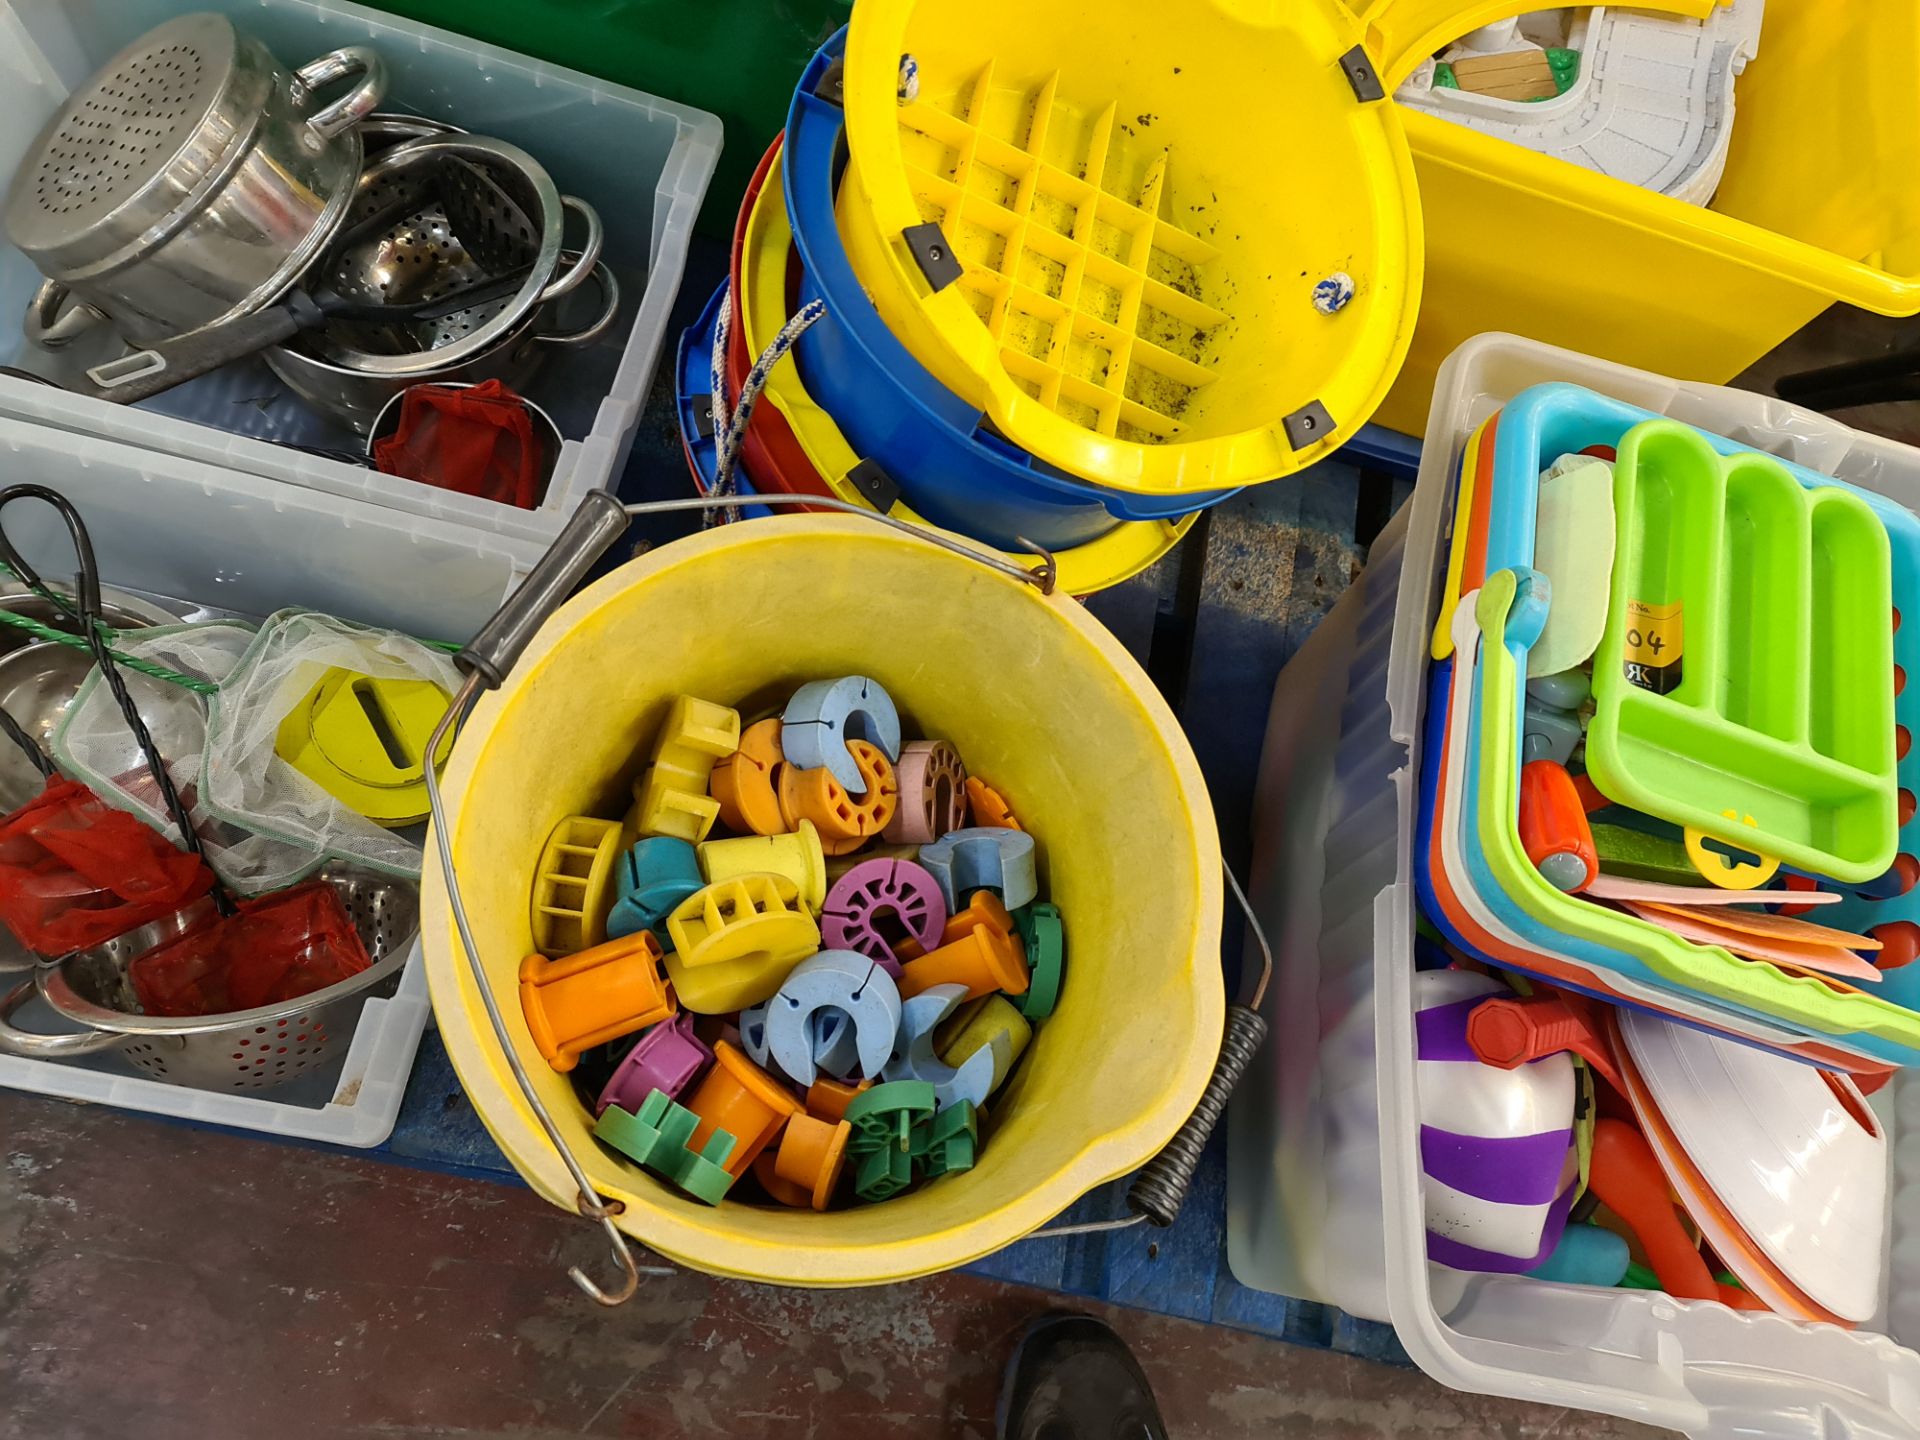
1622, 599, 1682, 694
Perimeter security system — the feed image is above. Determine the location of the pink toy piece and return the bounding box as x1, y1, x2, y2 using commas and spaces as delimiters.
884, 740, 968, 844
1618, 901, 1884, 984
596, 1013, 715, 1116
1585, 875, 1840, 907
822, 858, 948, 975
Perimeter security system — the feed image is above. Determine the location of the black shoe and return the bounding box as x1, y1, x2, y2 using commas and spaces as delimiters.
995, 1313, 1170, 1440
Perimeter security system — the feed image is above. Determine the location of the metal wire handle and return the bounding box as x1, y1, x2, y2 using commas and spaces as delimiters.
425, 491, 1266, 1301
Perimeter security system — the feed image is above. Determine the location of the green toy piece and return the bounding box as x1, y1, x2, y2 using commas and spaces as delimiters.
1589, 822, 1700, 886
855, 1142, 914, 1202
913, 1101, 978, 1178
594, 1088, 737, 1205
844, 1080, 937, 1155
1011, 903, 1063, 1019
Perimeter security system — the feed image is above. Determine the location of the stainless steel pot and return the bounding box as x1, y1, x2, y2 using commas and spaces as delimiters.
8, 13, 386, 348
264, 256, 620, 433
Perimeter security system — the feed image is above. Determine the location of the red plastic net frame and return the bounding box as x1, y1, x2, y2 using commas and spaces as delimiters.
0, 775, 215, 955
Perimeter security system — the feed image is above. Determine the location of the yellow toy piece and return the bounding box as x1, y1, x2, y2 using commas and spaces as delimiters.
630, 696, 741, 843
698, 821, 828, 914
530, 815, 626, 955
1683, 811, 1782, 891
937, 994, 1032, 1097
274, 669, 453, 826
663, 874, 822, 1012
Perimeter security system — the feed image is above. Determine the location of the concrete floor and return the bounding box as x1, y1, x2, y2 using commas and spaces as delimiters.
0, 1093, 1665, 1440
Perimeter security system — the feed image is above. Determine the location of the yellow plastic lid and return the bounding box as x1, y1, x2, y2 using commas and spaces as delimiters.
274, 668, 453, 827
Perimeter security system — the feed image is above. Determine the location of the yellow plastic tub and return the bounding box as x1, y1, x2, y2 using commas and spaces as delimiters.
1354, 0, 1920, 434
741, 147, 1194, 596
422, 517, 1224, 1284
838, 0, 1423, 498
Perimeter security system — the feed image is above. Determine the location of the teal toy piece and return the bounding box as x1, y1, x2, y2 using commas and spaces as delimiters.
607, 837, 704, 941
844, 1079, 936, 1156
913, 1100, 978, 1178
855, 1141, 914, 1201
782, 676, 902, 792
883, 983, 1005, 1110
593, 1089, 737, 1205
765, 950, 902, 1085
1011, 903, 1064, 1020
1525, 1222, 1630, 1288
917, 828, 1038, 912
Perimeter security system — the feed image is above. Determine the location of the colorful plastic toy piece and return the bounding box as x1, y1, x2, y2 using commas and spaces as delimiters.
738, 998, 776, 1069
779, 740, 899, 855
938, 996, 1030, 1097
518, 931, 673, 1074
1518, 760, 1598, 892
825, 843, 920, 884
709, 717, 787, 836
781, 675, 902, 792
821, 857, 947, 974
1683, 811, 1782, 890
683, 1040, 803, 1178
663, 874, 821, 1012
274, 669, 453, 827
1524, 1223, 1631, 1289
596, 1012, 714, 1115
606, 836, 704, 941
698, 821, 828, 913
630, 695, 742, 843
530, 815, 625, 956
769, 1111, 854, 1210
898, 923, 1029, 1002
854, 1141, 914, 1202
753, 1149, 816, 1208
844, 1079, 936, 1155
1010, 902, 1063, 1020
917, 827, 1038, 912
1587, 1117, 1757, 1309
964, 776, 1022, 831
885, 740, 967, 844
883, 983, 1005, 1110
912, 1100, 978, 1178
807, 1075, 872, 1124
1466, 989, 1625, 1093
594, 1089, 736, 1205
764, 950, 902, 1086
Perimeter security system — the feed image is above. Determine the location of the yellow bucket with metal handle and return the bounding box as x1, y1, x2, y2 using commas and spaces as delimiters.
422, 515, 1224, 1284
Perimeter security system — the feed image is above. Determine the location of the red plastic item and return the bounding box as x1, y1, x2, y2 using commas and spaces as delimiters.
1518, 759, 1598, 891
1467, 990, 1625, 1092
1587, 1118, 1761, 1310
371, 380, 542, 509
130, 881, 371, 1017
0, 775, 214, 955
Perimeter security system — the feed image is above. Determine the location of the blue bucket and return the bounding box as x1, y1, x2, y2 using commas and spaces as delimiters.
783, 31, 1239, 551
675, 280, 771, 520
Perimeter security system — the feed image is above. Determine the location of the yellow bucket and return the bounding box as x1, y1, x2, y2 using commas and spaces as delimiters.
422, 516, 1224, 1284
740, 145, 1194, 597
838, 0, 1423, 498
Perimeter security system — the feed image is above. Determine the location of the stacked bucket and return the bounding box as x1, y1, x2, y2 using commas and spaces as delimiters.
676, 2, 1424, 594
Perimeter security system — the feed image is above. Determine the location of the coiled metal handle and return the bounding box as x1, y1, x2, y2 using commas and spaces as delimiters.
1127, 1005, 1269, 1226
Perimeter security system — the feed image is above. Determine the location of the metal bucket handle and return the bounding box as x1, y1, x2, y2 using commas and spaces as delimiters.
428, 492, 1265, 1304
292, 46, 389, 144
23, 281, 106, 349
535, 260, 621, 349
536, 199, 605, 305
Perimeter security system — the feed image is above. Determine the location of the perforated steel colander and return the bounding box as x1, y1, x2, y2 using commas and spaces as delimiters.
303, 135, 603, 375
0, 867, 419, 1092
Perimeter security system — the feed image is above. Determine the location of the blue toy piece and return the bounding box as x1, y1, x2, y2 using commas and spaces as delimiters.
1524, 1222, 1630, 1288
917, 828, 1038, 912
781, 676, 902, 792
607, 836, 705, 941
739, 999, 774, 1069
765, 950, 902, 1086
882, 982, 1005, 1110
811, 1009, 860, 1078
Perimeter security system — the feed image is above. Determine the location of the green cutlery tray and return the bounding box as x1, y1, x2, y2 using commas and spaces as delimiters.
1587, 420, 1897, 883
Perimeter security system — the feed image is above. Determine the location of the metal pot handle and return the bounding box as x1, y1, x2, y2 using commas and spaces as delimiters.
23, 281, 106, 350
536, 198, 605, 304
535, 262, 621, 349
0, 976, 130, 1059
294, 46, 389, 143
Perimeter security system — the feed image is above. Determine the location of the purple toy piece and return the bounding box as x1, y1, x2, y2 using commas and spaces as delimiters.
596, 1013, 714, 1116
821, 858, 948, 975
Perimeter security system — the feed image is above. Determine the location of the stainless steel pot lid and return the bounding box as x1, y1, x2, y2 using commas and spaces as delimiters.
4, 14, 268, 275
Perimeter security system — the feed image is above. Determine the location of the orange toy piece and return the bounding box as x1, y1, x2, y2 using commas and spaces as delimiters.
1587, 1118, 1763, 1311
753, 1149, 815, 1208
807, 1075, 873, 1124
684, 1040, 803, 1178
898, 889, 1019, 964
770, 1111, 854, 1210
518, 931, 673, 1074
965, 776, 1022, 830
1518, 760, 1598, 892
899, 923, 1030, 1001
710, 718, 787, 836
779, 739, 899, 855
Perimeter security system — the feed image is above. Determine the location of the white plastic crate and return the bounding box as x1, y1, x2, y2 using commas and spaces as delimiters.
0, 0, 721, 555
0, 413, 529, 1145
1226, 333, 1920, 1437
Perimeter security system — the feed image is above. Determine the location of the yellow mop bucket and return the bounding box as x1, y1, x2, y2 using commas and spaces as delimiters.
422, 509, 1226, 1286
